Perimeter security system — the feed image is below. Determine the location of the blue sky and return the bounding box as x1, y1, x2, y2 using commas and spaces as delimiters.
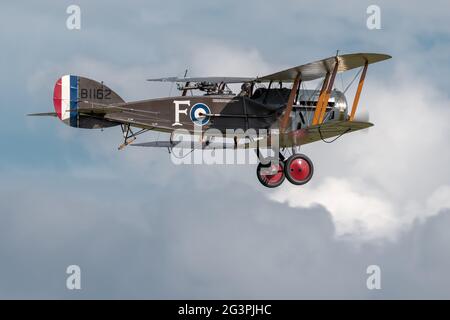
1, 0, 450, 298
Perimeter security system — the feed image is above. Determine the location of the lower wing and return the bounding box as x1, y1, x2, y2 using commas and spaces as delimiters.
283, 120, 373, 147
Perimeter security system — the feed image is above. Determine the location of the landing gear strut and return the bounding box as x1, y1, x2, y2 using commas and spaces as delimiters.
256, 149, 314, 188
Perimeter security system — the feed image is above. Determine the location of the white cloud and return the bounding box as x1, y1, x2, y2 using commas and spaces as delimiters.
187, 42, 275, 77
427, 185, 450, 216
269, 63, 450, 241
270, 177, 399, 240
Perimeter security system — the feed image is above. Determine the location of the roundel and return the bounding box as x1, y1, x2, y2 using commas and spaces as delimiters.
190, 103, 211, 126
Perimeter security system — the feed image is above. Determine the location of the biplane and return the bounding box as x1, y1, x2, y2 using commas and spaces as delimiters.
29, 52, 391, 188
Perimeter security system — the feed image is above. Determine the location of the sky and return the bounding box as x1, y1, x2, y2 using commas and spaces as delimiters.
0, 0, 450, 298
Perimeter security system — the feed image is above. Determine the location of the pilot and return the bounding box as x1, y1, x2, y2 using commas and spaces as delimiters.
239, 82, 252, 97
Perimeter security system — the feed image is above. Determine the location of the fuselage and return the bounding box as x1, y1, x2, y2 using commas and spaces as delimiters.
115, 88, 348, 134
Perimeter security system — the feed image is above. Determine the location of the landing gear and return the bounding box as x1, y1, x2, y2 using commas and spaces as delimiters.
256, 150, 314, 188
284, 154, 314, 185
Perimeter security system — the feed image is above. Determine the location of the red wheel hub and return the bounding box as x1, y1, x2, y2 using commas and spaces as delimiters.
289, 158, 311, 182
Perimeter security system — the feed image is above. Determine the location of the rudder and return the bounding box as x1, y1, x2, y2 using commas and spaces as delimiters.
53, 75, 124, 128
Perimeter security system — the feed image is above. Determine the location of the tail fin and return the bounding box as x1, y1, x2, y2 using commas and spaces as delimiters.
53, 75, 124, 128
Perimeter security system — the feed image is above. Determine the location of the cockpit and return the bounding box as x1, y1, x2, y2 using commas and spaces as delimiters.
250, 87, 348, 128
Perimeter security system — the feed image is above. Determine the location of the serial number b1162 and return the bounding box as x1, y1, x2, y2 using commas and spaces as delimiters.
80, 88, 112, 100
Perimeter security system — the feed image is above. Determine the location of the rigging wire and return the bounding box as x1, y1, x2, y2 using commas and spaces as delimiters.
343, 67, 363, 94
169, 80, 175, 97
340, 72, 345, 92
306, 80, 323, 125
318, 127, 351, 143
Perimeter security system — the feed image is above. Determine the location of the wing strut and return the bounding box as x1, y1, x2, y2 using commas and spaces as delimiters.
349, 61, 368, 121
313, 57, 339, 125
311, 72, 330, 125
182, 81, 190, 96
279, 73, 302, 133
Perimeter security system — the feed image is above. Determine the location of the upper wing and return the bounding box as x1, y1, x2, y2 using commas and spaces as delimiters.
146, 53, 391, 85
258, 53, 391, 82
147, 76, 254, 83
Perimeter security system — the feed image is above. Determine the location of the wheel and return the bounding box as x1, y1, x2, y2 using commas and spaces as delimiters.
284, 154, 314, 185
256, 160, 285, 188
